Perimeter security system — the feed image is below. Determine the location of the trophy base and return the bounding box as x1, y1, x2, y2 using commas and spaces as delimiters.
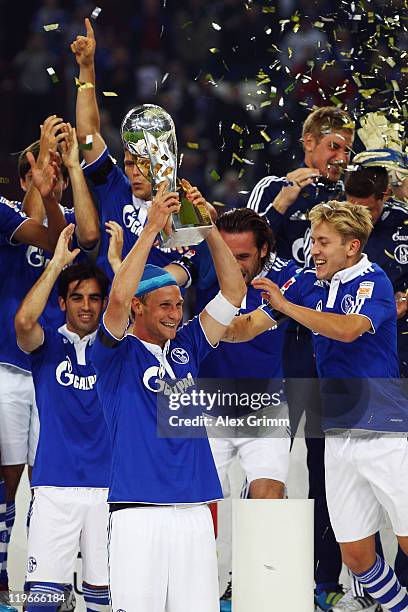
160, 224, 213, 249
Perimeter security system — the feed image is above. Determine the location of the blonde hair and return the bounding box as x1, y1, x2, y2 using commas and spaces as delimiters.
302, 106, 354, 144
308, 200, 373, 251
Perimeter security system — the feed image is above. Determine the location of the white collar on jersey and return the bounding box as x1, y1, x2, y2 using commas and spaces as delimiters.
58, 324, 97, 365
326, 253, 373, 309
132, 194, 151, 210
136, 337, 176, 379
330, 253, 372, 285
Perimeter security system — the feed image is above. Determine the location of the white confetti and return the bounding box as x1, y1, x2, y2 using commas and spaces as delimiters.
44, 23, 59, 31
91, 6, 102, 19
211, 22, 221, 31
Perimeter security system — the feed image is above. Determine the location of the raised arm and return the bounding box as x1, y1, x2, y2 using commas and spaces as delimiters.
60, 123, 100, 249
104, 185, 180, 338
15, 225, 80, 352
22, 151, 67, 251
71, 17, 105, 163
252, 277, 371, 342
180, 183, 246, 345
222, 308, 275, 342
22, 115, 68, 222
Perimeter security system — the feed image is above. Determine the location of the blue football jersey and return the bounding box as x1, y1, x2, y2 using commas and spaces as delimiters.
82, 147, 179, 279
267, 255, 407, 432
30, 325, 111, 488
0, 207, 79, 372
197, 254, 299, 380
0, 196, 29, 243
302, 199, 408, 376
247, 170, 343, 263
91, 316, 223, 504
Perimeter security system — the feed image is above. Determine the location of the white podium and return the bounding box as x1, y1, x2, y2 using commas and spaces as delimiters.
232, 499, 314, 611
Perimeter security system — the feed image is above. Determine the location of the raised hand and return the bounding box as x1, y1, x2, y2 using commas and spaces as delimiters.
26, 151, 59, 200
147, 183, 180, 235
70, 18, 96, 67
60, 123, 80, 169
38, 115, 67, 169
251, 277, 287, 312
106, 221, 124, 272
51, 224, 80, 268
181, 179, 217, 222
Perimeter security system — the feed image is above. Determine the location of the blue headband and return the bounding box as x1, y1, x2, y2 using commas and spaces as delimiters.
135, 264, 177, 297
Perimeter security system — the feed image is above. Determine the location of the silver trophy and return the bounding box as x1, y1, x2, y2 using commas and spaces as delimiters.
120, 104, 212, 248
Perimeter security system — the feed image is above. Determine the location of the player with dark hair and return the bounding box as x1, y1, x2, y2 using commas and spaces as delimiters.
15, 226, 110, 612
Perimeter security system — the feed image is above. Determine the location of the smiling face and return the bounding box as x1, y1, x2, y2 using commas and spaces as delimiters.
132, 285, 184, 346
123, 150, 152, 200
58, 278, 105, 337
220, 230, 267, 286
304, 130, 353, 182
311, 221, 361, 280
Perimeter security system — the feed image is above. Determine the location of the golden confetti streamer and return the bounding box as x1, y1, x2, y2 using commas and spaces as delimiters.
232, 153, 243, 163
260, 100, 272, 108
391, 81, 400, 91
210, 169, 221, 181
314, 21, 324, 28
384, 249, 395, 260
44, 23, 59, 31
238, 169, 245, 179
288, 47, 293, 59
359, 88, 377, 99
231, 124, 244, 134
293, 23, 300, 33
75, 77, 94, 91
262, 6, 276, 13
330, 95, 342, 106
209, 48, 219, 54
257, 77, 271, 85
251, 143, 265, 150
212, 201, 226, 207
186, 142, 199, 149
103, 91, 118, 97
260, 130, 271, 142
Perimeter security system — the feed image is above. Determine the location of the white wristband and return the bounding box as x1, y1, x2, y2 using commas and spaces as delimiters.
205, 291, 240, 325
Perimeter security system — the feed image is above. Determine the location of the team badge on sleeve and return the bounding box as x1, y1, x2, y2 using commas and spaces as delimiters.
357, 281, 374, 299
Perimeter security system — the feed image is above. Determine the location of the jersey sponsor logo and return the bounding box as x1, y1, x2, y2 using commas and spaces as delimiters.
27, 556, 37, 573
143, 365, 194, 396
26, 246, 50, 268
291, 236, 306, 264
122, 204, 144, 236
392, 231, 408, 242
394, 244, 408, 265
357, 281, 374, 299
55, 356, 97, 390
281, 276, 297, 294
170, 347, 190, 364
341, 294, 355, 314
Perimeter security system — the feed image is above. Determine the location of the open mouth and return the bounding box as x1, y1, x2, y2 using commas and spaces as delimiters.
314, 259, 327, 269
161, 322, 176, 328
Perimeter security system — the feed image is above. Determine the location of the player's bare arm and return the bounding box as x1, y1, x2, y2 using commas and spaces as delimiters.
15, 225, 80, 352
106, 220, 124, 275
252, 276, 371, 343
222, 308, 274, 343
71, 17, 105, 163
22, 115, 68, 222
105, 184, 180, 338
272, 168, 320, 215
21, 151, 67, 251
200, 214, 247, 346
60, 123, 100, 249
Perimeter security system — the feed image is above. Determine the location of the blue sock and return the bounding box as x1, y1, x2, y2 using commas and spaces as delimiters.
26, 582, 65, 612
0, 481, 8, 587
82, 583, 110, 611
353, 554, 408, 611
